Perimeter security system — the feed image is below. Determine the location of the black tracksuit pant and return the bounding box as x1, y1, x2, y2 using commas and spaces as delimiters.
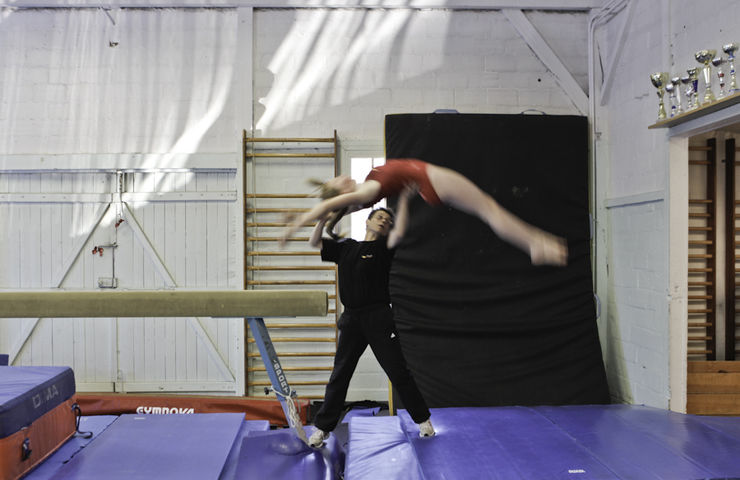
313, 303, 430, 432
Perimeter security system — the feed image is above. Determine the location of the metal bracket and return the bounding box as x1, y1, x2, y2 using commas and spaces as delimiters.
247, 317, 308, 445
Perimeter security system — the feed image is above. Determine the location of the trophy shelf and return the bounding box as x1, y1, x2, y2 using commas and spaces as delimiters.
649, 91, 740, 129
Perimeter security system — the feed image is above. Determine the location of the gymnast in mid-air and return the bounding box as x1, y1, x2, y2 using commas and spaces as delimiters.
280, 158, 568, 266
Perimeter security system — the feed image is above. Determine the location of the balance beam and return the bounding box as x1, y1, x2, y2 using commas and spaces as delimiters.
0, 290, 328, 318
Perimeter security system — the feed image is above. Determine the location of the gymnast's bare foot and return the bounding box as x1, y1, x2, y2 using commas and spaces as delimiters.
529, 232, 568, 266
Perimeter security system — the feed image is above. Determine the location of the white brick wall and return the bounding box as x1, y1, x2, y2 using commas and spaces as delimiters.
0, 8, 240, 157
252, 8, 586, 140
605, 199, 669, 407
597, 0, 740, 409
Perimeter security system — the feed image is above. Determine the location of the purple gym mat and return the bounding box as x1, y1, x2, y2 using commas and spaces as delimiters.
47, 413, 244, 480
402, 407, 619, 480
234, 426, 344, 480
347, 405, 740, 480
26, 417, 270, 480
0, 366, 76, 438
25, 415, 119, 479
23, 405, 740, 479
218, 419, 271, 480
534, 404, 740, 479
345, 416, 423, 480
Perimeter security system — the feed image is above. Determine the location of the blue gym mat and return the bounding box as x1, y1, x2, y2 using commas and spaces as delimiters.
20, 404, 740, 479
0, 366, 76, 438
45, 413, 245, 480
348, 405, 740, 480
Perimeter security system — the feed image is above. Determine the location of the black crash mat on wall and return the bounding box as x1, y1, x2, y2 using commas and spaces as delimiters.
385, 113, 610, 407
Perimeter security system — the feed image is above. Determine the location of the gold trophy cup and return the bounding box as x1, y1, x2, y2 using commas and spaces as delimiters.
695, 49, 717, 103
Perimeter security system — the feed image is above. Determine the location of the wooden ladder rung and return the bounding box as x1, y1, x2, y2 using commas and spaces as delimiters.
246, 153, 335, 158
688, 295, 713, 300
246, 193, 311, 199
247, 251, 320, 256
688, 336, 714, 341
688, 268, 713, 273
247, 337, 336, 343
689, 281, 713, 286
247, 237, 310, 242
688, 309, 714, 314
245, 136, 335, 143
688, 322, 713, 327
247, 352, 335, 358
246, 208, 311, 213
247, 266, 334, 271
249, 380, 329, 386
263, 323, 336, 329
248, 366, 334, 372
247, 280, 336, 285
246, 222, 317, 227
688, 254, 713, 259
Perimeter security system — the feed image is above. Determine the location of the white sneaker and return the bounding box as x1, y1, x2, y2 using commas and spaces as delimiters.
308, 428, 330, 448
418, 419, 435, 437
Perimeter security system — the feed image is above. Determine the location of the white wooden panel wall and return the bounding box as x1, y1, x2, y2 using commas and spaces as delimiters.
0, 169, 243, 395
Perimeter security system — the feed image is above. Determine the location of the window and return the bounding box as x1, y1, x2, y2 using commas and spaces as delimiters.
349, 156, 386, 239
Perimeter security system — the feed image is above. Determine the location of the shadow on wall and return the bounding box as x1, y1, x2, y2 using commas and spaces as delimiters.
0, 8, 238, 190
253, 9, 584, 137
605, 288, 634, 404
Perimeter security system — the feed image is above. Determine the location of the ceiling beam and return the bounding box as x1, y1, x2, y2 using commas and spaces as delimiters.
1, 0, 601, 10
599, 0, 634, 105
503, 7, 589, 115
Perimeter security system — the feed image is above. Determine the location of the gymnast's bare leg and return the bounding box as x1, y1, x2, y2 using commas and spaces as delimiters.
426, 164, 568, 266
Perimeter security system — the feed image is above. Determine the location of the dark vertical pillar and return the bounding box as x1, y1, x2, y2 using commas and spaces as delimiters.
726, 137, 737, 360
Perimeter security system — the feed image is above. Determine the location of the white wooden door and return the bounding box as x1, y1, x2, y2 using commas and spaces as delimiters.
0, 168, 244, 395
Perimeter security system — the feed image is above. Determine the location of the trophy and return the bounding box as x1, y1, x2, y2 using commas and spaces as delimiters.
723, 42, 738, 94
649, 72, 669, 120
687, 67, 700, 108
695, 49, 717, 103
681, 74, 695, 110
665, 82, 678, 117
712, 56, 727, 99
670, 76, 683, 114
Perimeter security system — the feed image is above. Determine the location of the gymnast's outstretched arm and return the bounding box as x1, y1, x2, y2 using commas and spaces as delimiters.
279, 184, 378, 247
309, 215, 329, 249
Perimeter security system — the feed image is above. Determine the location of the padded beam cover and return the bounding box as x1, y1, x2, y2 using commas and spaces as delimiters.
0, 290, 328, 318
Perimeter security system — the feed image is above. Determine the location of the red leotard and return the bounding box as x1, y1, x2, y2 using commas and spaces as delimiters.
364, 159, 442, 207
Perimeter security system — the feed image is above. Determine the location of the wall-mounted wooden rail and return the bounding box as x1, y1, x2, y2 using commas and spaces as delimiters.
687, 140, 717, 360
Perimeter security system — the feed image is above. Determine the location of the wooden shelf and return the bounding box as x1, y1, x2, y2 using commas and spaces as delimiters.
649, 91, 740, 129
